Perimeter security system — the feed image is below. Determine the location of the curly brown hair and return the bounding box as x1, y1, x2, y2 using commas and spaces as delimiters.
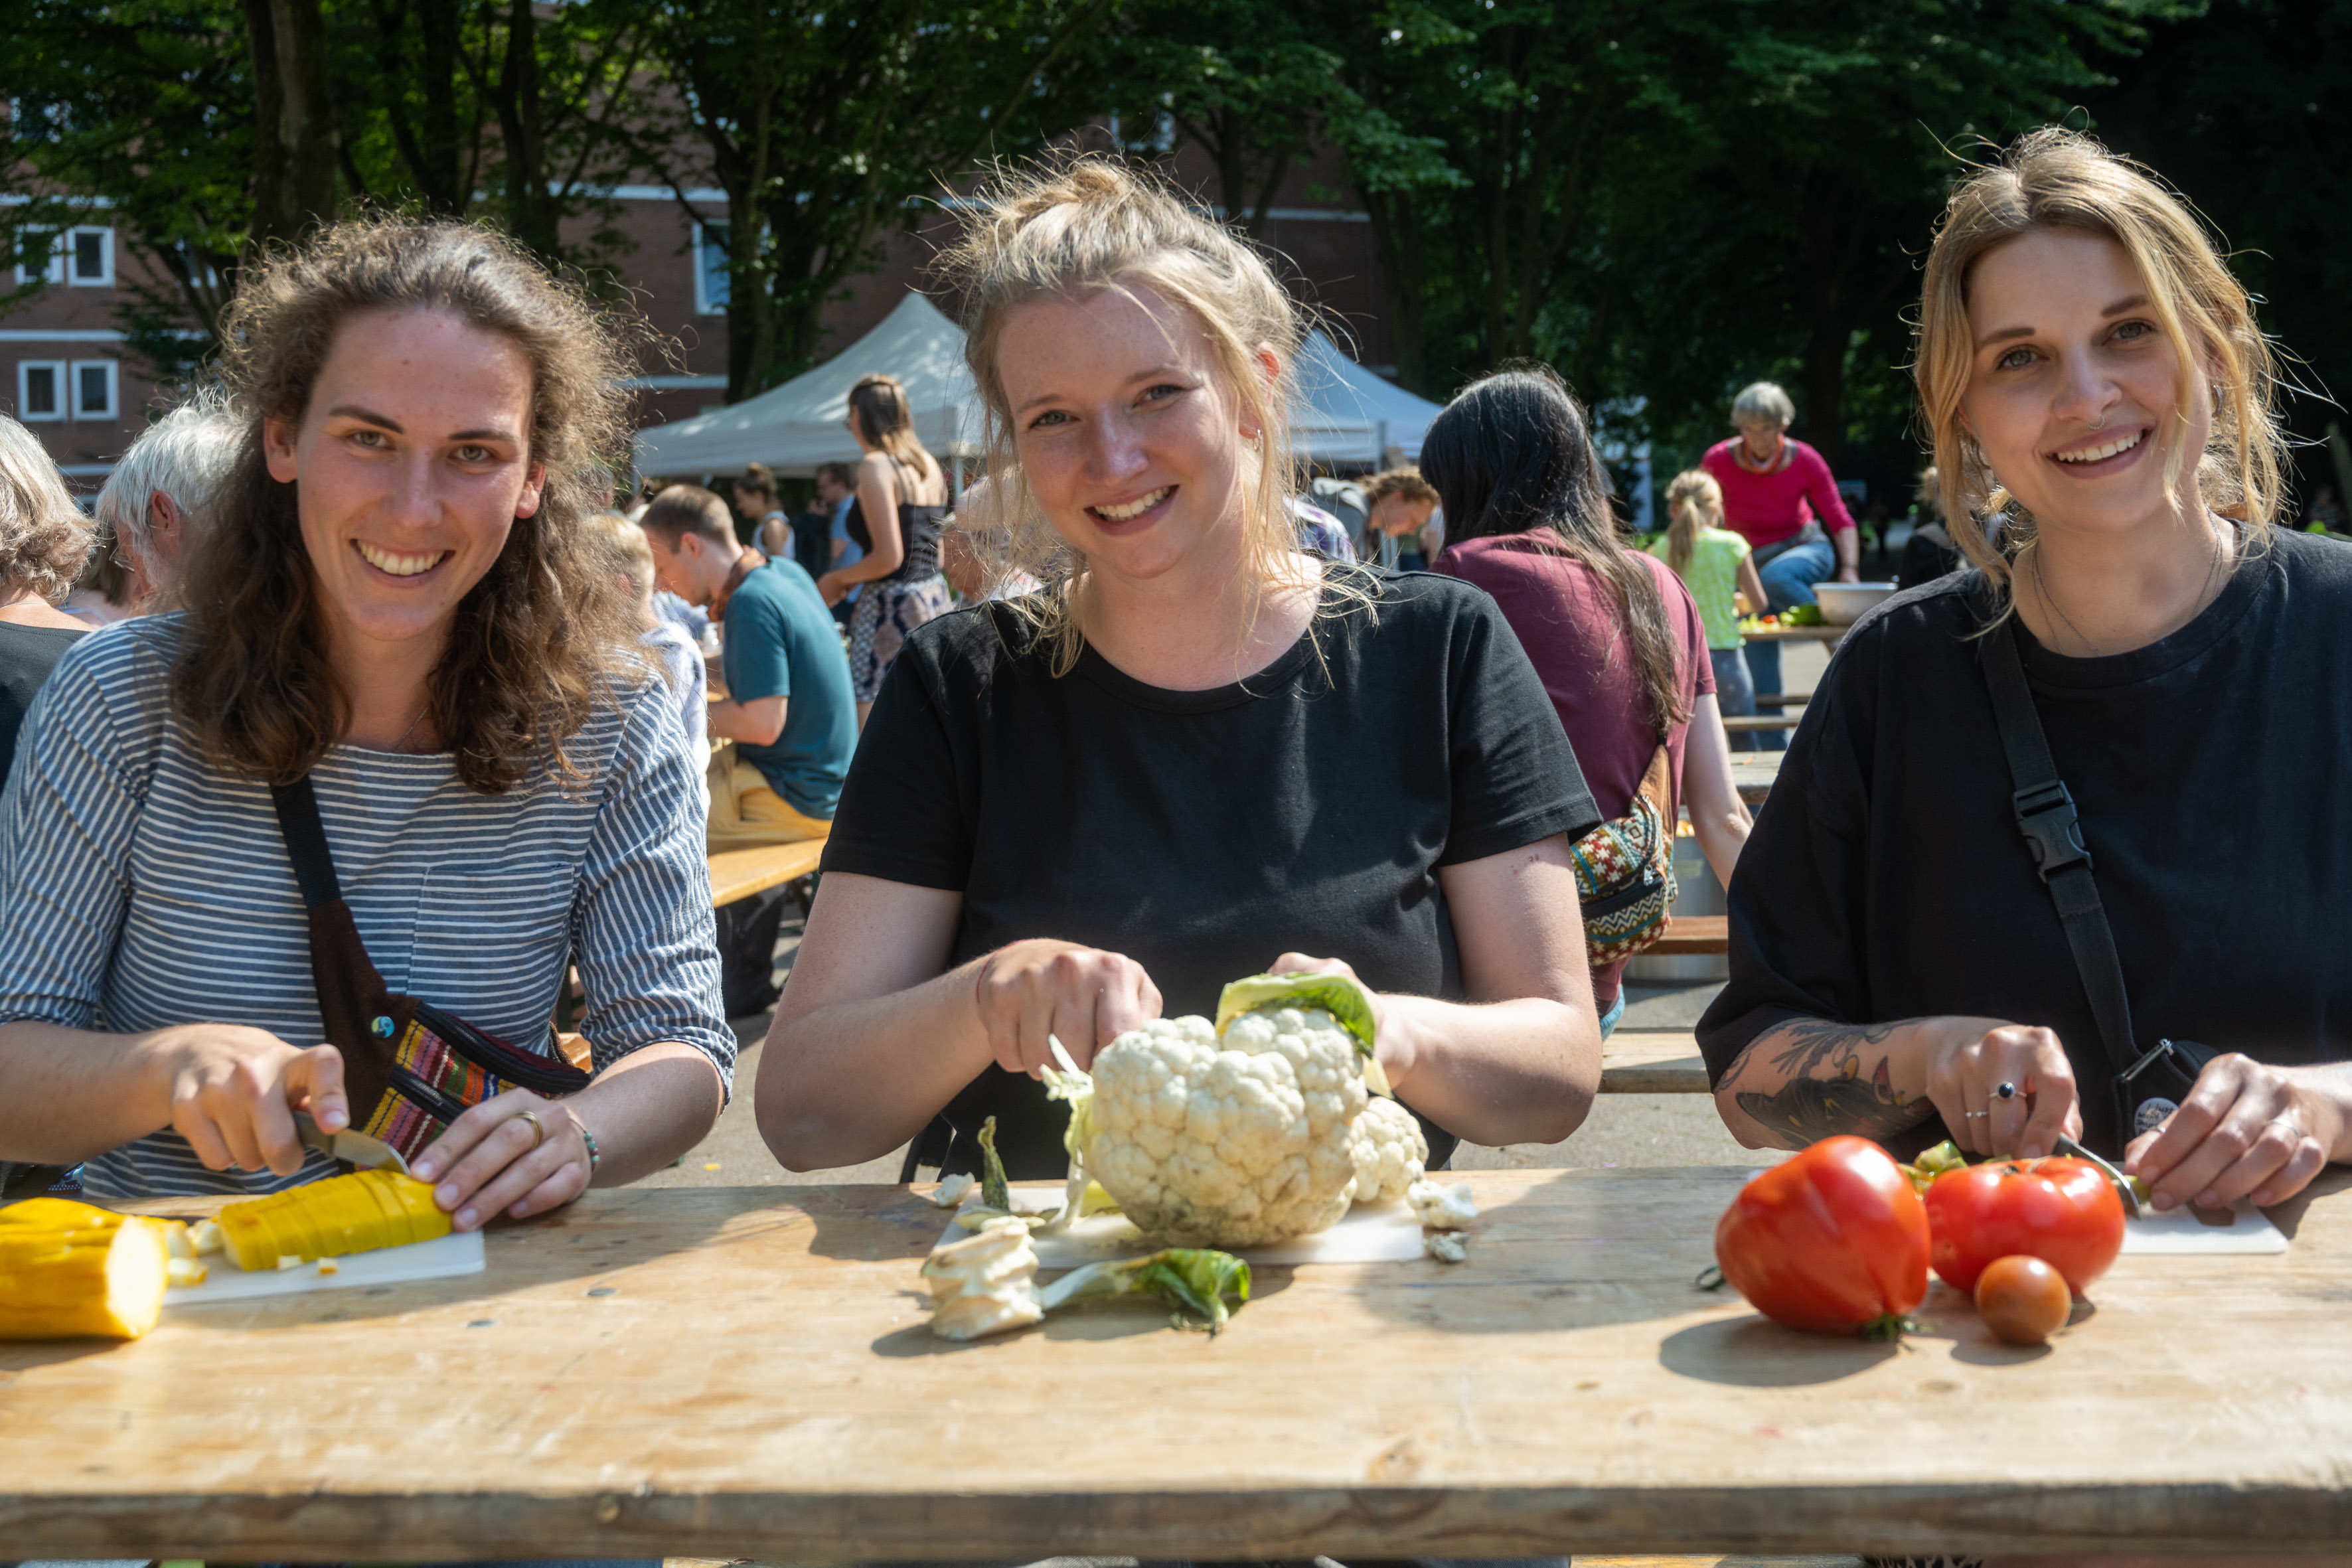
173, 217, 645, 795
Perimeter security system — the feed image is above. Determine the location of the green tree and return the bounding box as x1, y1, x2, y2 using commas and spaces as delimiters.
641, 0, 1115, 400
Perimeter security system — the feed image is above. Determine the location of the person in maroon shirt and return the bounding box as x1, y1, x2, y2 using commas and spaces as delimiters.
1427, 368, 1751, 1033
1700, 380, 1863, 749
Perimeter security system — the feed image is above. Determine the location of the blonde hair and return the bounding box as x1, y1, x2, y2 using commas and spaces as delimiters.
1663, 468, 1725, 576
0, 414, 97, 605
938, 156, 1326, 674
578, 508, 658, 615
1915, 127, 2287, 615
846, 372, 937, 484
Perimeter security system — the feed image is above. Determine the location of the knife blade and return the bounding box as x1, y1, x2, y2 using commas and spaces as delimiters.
294, 1111, 410, 1176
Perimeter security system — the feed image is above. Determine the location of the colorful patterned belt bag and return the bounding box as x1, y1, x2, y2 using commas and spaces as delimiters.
1569, 739, 1678, 966
271, 777, 591, 1164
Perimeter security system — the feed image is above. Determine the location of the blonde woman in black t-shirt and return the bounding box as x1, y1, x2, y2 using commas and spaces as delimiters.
755, 160, 1606, 1180
1702, 129, 2352, 1220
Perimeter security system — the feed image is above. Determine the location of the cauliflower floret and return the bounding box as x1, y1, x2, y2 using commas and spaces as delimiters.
920, 1216, 1046, 1341
1080, 1008, 1368, 1248
1346, 1095, 1427, 1205
1408, 1179, 1478, 1231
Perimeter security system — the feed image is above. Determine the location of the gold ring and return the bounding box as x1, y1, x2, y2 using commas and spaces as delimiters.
512, 1109, 546, 1151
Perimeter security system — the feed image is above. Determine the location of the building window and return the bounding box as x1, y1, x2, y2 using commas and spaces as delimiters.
70, 359, 118, 421
14, 225, 112, 287
16, 360, 66, 422
69, 227, 112, 286
694, 223, 729, 316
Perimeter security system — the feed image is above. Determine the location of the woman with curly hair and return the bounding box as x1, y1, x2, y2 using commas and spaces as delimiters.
0, 219, 732, 1222
0, 414, 97, 781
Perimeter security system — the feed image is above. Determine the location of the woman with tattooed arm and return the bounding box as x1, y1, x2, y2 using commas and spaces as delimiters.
1697, 131, 2352, 1220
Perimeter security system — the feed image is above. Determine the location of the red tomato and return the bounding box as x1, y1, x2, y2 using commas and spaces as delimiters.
1922, 1158, 2125, 1296
1713, 1136, 1930, 1337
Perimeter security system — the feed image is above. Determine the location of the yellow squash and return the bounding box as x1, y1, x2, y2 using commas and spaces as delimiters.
213, 1167, 451, 1273
0, 1197, 177, 1340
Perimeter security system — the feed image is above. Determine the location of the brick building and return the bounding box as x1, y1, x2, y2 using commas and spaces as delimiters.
3, 147, 1385, 497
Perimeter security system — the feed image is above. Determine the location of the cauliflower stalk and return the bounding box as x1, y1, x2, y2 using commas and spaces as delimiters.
1040, 971, 1429, 1249
920, 1215, 1252, 1340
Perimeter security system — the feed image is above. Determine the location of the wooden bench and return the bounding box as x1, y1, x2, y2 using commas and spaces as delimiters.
1647, 913, 1726, 955
708, 838, 826, 909
1599, 1029, 1712, 1093
1751, 689, 1812, 709
1722, 714, 1802, 734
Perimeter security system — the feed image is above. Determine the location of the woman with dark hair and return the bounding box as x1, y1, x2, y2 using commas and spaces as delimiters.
0, 218, 732, 1220
1426, 368, 1751, 1036
816, 372, 954, 725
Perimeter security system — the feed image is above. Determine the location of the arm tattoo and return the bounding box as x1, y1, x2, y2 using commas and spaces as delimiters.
1725, 1018, 1930, 1150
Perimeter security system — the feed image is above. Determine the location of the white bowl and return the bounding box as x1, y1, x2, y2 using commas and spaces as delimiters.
1813, 582, 1897, 625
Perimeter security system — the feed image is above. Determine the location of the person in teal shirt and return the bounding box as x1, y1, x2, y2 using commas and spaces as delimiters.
639, 485, 854, 831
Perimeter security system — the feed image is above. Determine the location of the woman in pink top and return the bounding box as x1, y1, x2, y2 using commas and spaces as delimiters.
1428, 368, 1751, 1035
1699, 380, 1861, 749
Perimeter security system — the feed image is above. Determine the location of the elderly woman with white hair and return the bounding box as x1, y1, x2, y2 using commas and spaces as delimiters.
0, 413, 98, 780
87, 386, 244, 615
1699, 380, 1861, 749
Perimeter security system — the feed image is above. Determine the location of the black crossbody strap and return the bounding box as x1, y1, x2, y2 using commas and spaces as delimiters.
1979, 621, 2137, 1078
269, 777, 345, 911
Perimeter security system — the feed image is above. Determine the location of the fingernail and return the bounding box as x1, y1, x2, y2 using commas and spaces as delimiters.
2196, 1190, 2219, 1208
2021, 1142, 2045, 1158
455, 1207, 479, 1231
320, 1108, 347, 1130
2153, 1192, 2177, 1211
436, 1182, 459, 1207
413, 1158, 437, 1180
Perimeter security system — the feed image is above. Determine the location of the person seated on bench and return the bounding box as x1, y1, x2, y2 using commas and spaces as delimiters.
755, 158, 1607, 1182
1701, 130, 2352, 1219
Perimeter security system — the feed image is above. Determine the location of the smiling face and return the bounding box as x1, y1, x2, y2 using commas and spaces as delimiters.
994, 281, 1256, 589
264, 307, 543, 670
1960, 227, 2207, 538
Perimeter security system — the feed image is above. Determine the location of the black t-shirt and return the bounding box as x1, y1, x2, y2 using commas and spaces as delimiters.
822, 566, 1602, 1178
0, 621, 87, 785
1697, 530, 2352, 1156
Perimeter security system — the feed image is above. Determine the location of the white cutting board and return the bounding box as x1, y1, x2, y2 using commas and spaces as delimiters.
936, 1187, 1432, 1267
2120, 1200, 2287, 1255
164, 1228, 486, 1305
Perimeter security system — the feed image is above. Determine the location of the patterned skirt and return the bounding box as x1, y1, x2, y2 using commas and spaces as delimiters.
848, 574, 955, 702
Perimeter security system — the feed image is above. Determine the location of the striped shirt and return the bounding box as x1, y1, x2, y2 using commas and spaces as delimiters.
0, 616, 734, 1199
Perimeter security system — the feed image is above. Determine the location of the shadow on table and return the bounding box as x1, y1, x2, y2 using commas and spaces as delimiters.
1348, 1165, 1753, 1338
1656, 1315, 1900, 1385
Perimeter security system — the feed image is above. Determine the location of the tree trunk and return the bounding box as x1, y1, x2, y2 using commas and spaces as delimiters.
246, 0, 338, 249
1363, 187, 1431, 396
1796, 168, 1856, 463
497, 0, 559, 261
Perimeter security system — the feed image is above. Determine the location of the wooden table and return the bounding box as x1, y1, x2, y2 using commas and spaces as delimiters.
1723, 749, 1784, 807
9, 1170, 2351, 1560
1738, 623, 1849, 646
1601, 1030, 1711, 1093
707, 839, 824, 907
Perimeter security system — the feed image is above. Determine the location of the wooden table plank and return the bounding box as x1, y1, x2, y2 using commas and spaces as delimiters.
1602, 1032, 1711, 1094
1650, 915, 1727, 955
9, 1170, 2351, 1560
706, 840, 824, 908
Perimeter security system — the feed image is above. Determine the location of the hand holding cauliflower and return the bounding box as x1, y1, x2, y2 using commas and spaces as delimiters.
1042, 972, 1433, 1249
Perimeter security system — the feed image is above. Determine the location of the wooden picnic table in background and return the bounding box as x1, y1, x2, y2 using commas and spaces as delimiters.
9, 1170, 2351, 1560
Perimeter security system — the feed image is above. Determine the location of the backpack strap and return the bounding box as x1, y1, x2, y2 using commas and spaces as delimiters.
270, 776, 345, 911
1978, 620, 2136, 1080
269, 777, 401, 1119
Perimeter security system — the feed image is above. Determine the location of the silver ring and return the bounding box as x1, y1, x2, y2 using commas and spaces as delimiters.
2268, 1117, 2302, 1138
1962, 1110, 1991, 1119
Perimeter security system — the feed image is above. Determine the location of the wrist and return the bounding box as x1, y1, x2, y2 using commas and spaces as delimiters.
2286, 1065, 2352, 1164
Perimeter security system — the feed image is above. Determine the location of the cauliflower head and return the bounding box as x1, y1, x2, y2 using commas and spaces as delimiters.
1346, 1095, 1428, 1206
1079, 1008, 1369, 1248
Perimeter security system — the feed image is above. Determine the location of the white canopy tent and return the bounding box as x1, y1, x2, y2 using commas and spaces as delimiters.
630, 291, 1443, 479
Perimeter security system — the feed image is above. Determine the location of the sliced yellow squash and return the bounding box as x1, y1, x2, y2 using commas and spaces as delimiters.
215, 1168, 451, 1273
0, 1198, 177, 1340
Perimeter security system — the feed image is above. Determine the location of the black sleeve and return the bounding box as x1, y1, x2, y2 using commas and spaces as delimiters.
817, 635, 973, 890
1695, 630, 1879, 1083
1437, 591, 1603, 866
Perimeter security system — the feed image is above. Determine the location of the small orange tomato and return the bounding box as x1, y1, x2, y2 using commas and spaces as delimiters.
1973, 1253, 2072, 1346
